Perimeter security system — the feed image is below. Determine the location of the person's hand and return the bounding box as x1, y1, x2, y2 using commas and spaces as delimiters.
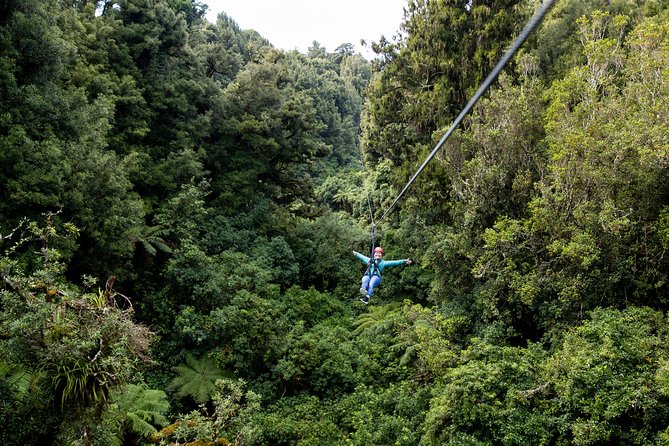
406, 259, 413, 265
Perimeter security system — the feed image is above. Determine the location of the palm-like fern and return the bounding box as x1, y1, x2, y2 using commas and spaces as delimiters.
354, 303, 419, 366
131, 225, 172, 256
167, 354, 230, 404
0, 362, 42, 399
353, 301, 403, 335
116, 384, 170, 436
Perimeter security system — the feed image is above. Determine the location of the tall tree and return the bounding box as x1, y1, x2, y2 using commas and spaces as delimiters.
361, 0, 530, 173
473, 10, 669, 339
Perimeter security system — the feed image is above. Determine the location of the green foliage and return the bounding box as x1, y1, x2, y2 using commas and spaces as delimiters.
545, 306, 669, 445
535, 0, 653, 81
460, 8, 669, 341
3, 0, 669, 444
207, 292, 283, 376
212, 51, 326, 209
115, 383, 170, 436
350, 303, 416, 385
440, 73, 547, 231
339, 53, 373, 96
273, 322, 359, 396
85, 383, 170, 446
0, 2, 151, 279
168, 354, 230, 404
396, 303, 467, 380
290, 211, 369, 293
153, 378, 260, 445
415, 307, 669, 445
154, 179, 210, 246
344, 381, 432, 446
0, 361, 53, 446
251, 236, 299, 289
280, 286, 346, 327
251, 394, 346, 445
362, 0, 530, 172
166, 0, 207, 24
420, 341, 550, 446
0, 218, 154, 445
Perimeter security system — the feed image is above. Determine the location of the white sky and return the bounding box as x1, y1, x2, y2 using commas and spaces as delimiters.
204, 0, 407, 57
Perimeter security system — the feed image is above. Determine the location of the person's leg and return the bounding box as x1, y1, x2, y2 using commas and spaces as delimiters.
360, 275, 370, 295
367, 275, 382, 297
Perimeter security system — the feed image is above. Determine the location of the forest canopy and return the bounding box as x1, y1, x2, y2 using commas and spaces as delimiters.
1, 0, 669, 445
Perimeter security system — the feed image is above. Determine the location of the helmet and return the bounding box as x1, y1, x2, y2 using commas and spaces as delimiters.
374, 247, 384, 254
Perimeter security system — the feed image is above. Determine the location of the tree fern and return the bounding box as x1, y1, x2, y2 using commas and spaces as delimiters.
116, 384, 170, 435
132, 225, 172, 256
167, 354, 230, 404
96, 384, 169, 446
353, 301, 403, 335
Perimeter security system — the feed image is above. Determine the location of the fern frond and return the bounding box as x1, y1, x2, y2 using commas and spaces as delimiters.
10, 368, 32, 397
1, 363, 40, 399
168, 355, 227, 404
353, 302, 403, 334
114, 384, 170, 437
141, 240, 157, 256
127, 412, 158, 436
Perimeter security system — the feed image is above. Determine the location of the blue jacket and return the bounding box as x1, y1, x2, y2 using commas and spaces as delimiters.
354, 251, 408, 278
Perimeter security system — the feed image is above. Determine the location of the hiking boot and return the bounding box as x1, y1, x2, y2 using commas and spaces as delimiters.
359, 287, 367, 296
360, 295, 369, 305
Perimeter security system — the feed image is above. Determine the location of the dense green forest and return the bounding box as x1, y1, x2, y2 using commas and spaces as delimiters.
1, 0, 669, 444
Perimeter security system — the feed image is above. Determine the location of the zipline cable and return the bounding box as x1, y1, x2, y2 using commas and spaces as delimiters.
366, 180, 377, 258
356, 130, 377, 257
376, 0, 556, 224
366, 192, 375, 227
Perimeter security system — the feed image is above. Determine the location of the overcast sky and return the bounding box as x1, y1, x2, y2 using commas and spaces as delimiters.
204, 0, 407, 57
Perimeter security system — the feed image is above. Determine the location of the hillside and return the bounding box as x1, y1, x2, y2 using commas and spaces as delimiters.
1, 1, 669, 445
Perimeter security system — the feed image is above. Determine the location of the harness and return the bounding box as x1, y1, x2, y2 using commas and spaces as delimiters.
365, 258, 382, 277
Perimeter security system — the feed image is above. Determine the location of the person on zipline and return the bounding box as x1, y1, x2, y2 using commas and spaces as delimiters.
353, 247, 412, 304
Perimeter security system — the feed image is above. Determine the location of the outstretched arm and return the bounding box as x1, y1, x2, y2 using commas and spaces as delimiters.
353, 251, 371, 264
383, 258, 413, 267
